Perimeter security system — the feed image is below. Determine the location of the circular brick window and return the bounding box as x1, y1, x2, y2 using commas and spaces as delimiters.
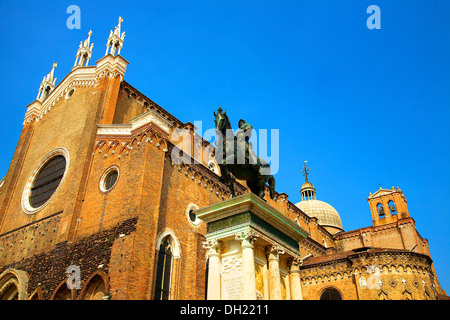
22, 148, 69, 214
65, 88, 75, 100
100, 166, 119, 193
186, 204, 201, 226
29, 155, 66, 208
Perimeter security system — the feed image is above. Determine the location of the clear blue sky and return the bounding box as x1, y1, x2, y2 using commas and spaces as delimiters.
0, 1, 449, 292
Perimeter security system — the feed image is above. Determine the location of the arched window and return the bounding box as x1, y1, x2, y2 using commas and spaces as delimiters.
376, 203, 385, 217
388, 200, 396, 215
0, 280, 18, 300
154, 237, 173, 300
28, 288, 42, 300
0, 269, 28, 300
320, 288, 342, 300
80, 273, 108, 300
52, 281, 73, 300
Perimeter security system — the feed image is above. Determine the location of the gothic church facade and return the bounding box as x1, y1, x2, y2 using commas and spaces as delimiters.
0, 18, 447, 300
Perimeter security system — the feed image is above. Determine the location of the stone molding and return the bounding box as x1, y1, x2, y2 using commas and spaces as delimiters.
0, 268, 29, 300
300, 250, 434, 287
24, 54, 129, 125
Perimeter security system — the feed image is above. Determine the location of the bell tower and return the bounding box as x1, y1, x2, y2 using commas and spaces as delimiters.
367, 186, 409, 226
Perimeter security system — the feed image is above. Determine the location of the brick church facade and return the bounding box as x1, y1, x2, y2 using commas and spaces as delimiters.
0, 18, 447, 300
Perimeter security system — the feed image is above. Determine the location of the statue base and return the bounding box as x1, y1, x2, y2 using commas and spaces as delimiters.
196, 193, 309, 300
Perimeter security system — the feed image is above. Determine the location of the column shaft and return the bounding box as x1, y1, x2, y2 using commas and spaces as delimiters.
289, 258, 303, 300
266, 246, 284, 300
203, 240, 222, 300
207, 253, 221, 300
236, 230, 257, 300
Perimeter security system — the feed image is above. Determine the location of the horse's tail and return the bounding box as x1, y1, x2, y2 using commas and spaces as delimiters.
267, 175, 275, 199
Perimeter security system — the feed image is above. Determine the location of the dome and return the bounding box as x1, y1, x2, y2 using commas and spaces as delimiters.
295, 199, 343, 233
301, 181, 315, 190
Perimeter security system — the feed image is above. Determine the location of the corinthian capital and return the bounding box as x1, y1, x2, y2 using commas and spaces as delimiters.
265, 245, 285, 260
287, 256, 303, 272
235, 230, 258, 249
202, 239, 222, 256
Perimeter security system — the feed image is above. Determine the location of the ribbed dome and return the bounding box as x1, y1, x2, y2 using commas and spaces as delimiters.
301, 181, 315, 190
295, 199, 343, 233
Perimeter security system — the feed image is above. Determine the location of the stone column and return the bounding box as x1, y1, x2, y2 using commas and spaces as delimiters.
203, 239, 222, 300
236, 230, 257, 300
266, 245, 284, 300
288, 257, 303, 300
73, 55, 79, 67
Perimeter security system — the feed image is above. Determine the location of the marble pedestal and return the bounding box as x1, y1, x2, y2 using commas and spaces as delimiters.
197, 193, 309, 300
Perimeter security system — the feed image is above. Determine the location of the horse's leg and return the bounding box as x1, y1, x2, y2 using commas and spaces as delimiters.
267, 175, 276, 199
219, 164, 236, 197
246, 176, 265, 201
257, 177, 267, 201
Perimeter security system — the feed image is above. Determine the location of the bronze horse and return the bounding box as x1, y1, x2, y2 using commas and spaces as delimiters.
213, 107, 275, 200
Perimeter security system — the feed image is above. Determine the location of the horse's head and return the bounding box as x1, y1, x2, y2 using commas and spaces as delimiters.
213, 107, 229, 133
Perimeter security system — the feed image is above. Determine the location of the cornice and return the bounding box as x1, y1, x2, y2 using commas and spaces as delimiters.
24, 55, 129, 125
334, 217, 417, 241
195, 193, 309, 244
24, 66, 98, 125
120, 81, 185, 128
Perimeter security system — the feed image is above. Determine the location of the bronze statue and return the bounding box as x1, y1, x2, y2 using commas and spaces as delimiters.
213, 107, 275, 200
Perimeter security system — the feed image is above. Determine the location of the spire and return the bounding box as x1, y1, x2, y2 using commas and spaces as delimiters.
300, 161, 316, 201
73, 30, 94, 68
36, 62, 57, 101
105, 17, 126, 56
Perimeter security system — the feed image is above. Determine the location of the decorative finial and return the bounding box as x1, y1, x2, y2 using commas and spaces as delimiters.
36, 62, 57, 101
300, 161, 316, 200
105, 17, 126, 56
73, 30, 94, 68
301, 160, 310, 182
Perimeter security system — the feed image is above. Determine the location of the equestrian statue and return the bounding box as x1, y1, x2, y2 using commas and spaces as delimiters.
213, 107, 275, 200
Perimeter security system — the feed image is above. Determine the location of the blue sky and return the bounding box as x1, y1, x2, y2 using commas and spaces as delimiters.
0, 1, 449, 293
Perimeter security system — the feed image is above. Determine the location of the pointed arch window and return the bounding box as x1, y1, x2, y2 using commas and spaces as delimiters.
0, 281, 18, 300
154, 237, 173, 300
80, 273, 108, 300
